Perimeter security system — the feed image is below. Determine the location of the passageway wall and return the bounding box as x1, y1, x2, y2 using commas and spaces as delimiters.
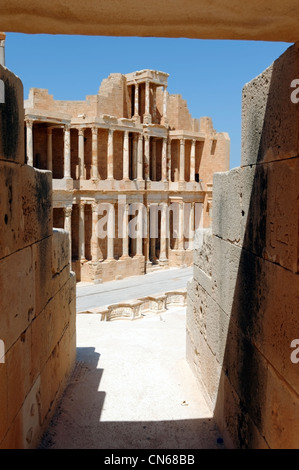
187, 43, 299, 448
0, 65, 76, 448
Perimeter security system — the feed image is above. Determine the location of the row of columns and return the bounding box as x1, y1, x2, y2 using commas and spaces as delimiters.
133, 80, 168, 125
26, 120, 198, 183
63, 200, 195, 265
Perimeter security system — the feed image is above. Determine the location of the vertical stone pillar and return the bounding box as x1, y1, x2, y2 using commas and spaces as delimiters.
144, 134, 150, 181
107, 128, 114, 180
64, 124, 71, 179
152, 86, 157, 123
178, 200, 184, 250
179, 138, 185, 182
26, 119, 34, 167
132, 134, 138, 180
107, 203, 115, 261
0, 32, 5, 67
136, 203, 143, 256
91, 127, 98, 180
64, 206, 72, 265
161, 137, 167, 181
78, 128, 85, 179
91, 202, 100, 262
167, 138, 172, 181
151, 138, 156, 181
123, 130, 129, 180
137, 134, 143, 180
150, 205, 156, 260
79, 201, 85, 260
145, 205, 150, 263
47, 128, 52, 172
162, 85, 168, 126
190, 139, 196, 182
144, 80, 151, 124
120, 201, 129, 258
159, 202, 168, 261
188, 202, 195, 250
134, 82, 139, 117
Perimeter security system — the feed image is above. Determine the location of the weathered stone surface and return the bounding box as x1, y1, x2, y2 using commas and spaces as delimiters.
0, 65, 24, 164
241, 43, 299, 166
1, 1, 299, 42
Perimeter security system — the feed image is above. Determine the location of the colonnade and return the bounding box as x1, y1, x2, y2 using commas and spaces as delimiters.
61, 199, 197, 265
25, 120, 199, 183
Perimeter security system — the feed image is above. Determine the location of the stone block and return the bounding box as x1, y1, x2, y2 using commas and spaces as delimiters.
0, 362, 8, 443
263, 364, 299, 449
52, 228, 70, 274
0, 247, 35, 351
6, 327, 32, 425
241, 43, 299, 166
0, 65, 24, 164
20, 165, 52, 246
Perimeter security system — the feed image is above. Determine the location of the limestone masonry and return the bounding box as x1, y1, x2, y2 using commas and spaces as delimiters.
24, 70, 230, 283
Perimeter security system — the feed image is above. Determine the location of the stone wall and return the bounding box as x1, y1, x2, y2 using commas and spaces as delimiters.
0, 65, 76, 448
187, 44, 299, 448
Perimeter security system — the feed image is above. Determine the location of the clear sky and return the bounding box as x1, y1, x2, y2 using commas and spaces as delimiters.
5, 33, 290, 169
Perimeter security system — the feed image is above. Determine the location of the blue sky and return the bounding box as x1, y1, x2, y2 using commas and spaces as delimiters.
5, 34, 290, 169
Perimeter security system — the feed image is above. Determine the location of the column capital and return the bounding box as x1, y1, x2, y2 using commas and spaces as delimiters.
64, 206, 72, 217
91, 126, 98, 135
47, 127, 53, 135
91, 201, 99, 212
78, 128, 85, 137
79, 200, 86, 209
64, 123, 71, 132
26, 118, 34, 128
180, 138, 185, 145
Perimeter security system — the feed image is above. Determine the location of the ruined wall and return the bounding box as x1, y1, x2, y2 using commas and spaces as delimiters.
98, 73, 130, 118
0, 65, 76, 448
187, 44, 299, 448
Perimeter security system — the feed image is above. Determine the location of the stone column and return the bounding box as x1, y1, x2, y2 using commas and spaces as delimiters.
167, 138, 171, 181
78, 128, 85, 179
145, 205, 150, 263
144, 80, 151, 124
188, 202, 195, 250
144, 134, 150, 181
120, 201, 129, 258
132, 134, 138, 180
134, 82, 139, 117
152, 86, 157, 123
159, 202, 168, 261
179, 138, 185, 182
107, 128, 114, 180
79, 201, 85, 260
190, 139, 196, 182
64, 206, 72, 265
123, 130, 129, 180
161, 137, 167, 181
178, 201, 184, 250
162, 85, 168, 125
150, 204, 156, 260
0, 32, 5, 67
137, 134, 143, 180
151, 138, 156, 181
91, 127, 98, 180
136, 203, 143, 256
91, 202, 99, 262
26, 119, 34, 167
47, 128, 52, 172
64, 124, 71, 179
107, 203, 115, 261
